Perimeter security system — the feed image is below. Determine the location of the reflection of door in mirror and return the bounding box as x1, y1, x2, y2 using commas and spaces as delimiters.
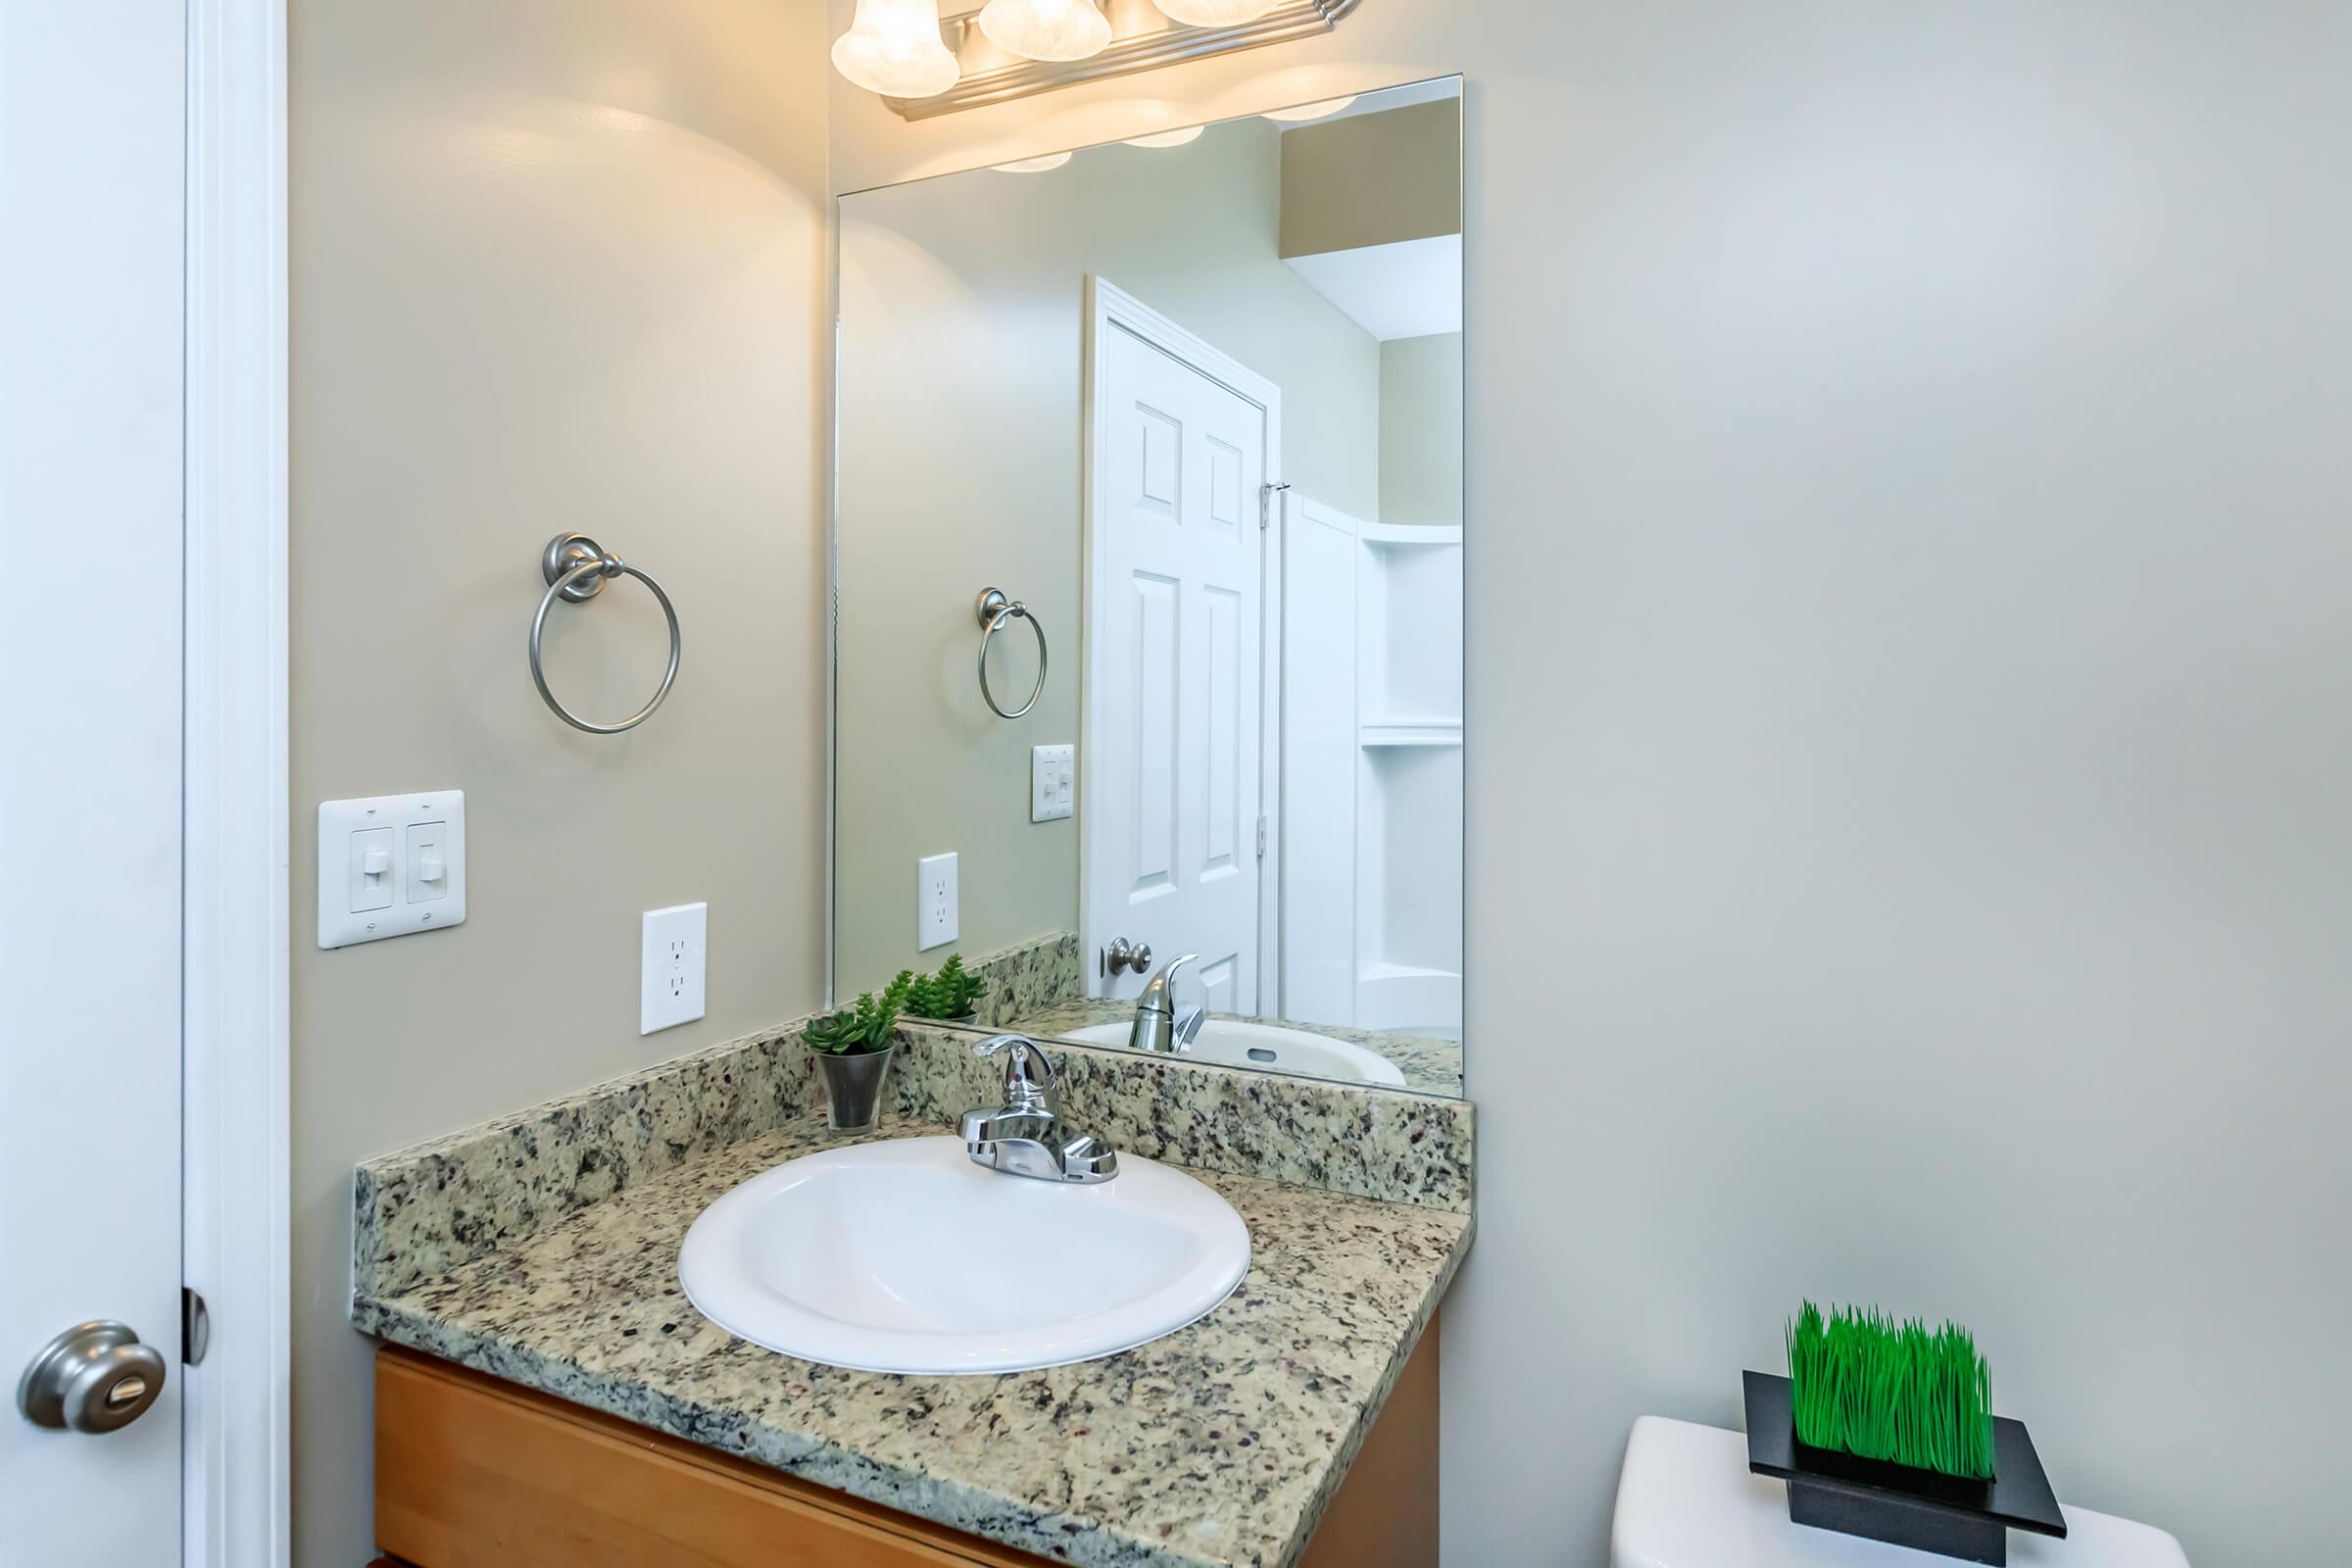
1084, 283, 1275, 1020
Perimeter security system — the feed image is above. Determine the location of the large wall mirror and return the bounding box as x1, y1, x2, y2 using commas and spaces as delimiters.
834, 76, 1465, 1099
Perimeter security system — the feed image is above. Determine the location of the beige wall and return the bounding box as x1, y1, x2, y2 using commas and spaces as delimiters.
289, 2, 828, 1561
834, 119, 1380, 993
1279, 97, 1463, 259
1380, 332, 1464, 527
829, 4, 2352, 1565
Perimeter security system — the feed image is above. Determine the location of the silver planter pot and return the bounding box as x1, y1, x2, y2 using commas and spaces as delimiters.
814, 1045, 895, 1132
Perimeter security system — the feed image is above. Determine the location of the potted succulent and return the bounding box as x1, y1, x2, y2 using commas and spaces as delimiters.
904, 954, 989, 1026
803, 973, 909, 1131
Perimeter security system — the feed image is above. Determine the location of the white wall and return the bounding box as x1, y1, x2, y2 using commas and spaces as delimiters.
835, 120, 1380, 991
829, 4, 2352, 1563
1381, 332, 1464, 526
289, 3, 829, 1560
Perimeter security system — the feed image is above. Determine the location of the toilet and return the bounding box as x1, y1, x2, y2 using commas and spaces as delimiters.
1611, 1417, 2191, 1567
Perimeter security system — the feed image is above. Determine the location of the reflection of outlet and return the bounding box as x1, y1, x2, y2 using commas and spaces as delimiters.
917, 853, 957, 952
641, 904, 707, 1035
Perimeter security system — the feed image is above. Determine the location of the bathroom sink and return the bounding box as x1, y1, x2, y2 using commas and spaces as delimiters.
677, 1136, 1249, 1375
1063, 1018, 1408, 1087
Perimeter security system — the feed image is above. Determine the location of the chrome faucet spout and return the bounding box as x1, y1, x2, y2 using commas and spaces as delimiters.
1130, 954, 1201, 1054
961, 1035, 1119, 1184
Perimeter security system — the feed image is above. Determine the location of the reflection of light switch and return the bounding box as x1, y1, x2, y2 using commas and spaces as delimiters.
350, 828, 395, 912
1031, 743, 1075, 822
406, 821, 449, 903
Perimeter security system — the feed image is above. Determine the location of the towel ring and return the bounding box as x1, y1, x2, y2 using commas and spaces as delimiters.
974, 587, 1048, 720
529, 532, 682, 735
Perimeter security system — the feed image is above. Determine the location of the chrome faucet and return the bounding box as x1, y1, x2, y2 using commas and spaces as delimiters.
1129, 954, 1207, 1054
959, 1035, 1119, 1184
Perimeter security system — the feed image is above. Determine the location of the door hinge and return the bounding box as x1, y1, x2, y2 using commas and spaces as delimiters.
182, 1287, 211, 1366
1259, 480, 1290, 530
1256, 815, 1268, 858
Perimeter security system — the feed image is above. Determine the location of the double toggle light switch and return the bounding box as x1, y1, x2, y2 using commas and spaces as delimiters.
318, 790, 467, 948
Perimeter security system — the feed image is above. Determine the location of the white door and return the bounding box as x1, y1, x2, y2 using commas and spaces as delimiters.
1085, 289, 1275, 1017
1, 2, 190, 1561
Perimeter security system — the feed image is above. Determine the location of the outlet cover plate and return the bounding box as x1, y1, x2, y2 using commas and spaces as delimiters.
317, 790, 467, 950
917, 853, 957, 951
641, 903, 708, 1035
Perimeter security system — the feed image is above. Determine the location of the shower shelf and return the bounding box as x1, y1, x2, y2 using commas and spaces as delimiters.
1360, 720, 1462, 749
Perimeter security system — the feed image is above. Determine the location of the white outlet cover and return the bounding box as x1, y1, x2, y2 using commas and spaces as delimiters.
917, 853, 958, 951
317, 790, 467, 950
641, 903, 708, 1035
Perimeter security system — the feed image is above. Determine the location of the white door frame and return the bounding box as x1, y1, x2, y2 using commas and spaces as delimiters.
182, 1, 292, 1563
1079, 277, 1284, 999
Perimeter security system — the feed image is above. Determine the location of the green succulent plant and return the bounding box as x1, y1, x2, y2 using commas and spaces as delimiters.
904, 954, 989, 1021
803, 973, 910, 1057
1787, 1301, 1995, 1481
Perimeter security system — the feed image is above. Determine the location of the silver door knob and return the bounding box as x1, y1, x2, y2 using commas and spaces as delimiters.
18, 1321, 167, 1434
1103, 937, 1152, 976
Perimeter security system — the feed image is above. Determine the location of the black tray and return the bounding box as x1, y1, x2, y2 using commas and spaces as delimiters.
1744, 1371, 2067, 1565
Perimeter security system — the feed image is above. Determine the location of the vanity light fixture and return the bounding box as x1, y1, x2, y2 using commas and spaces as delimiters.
868, 0, 1365, 122
977, 0, 1111, 62
1260, 94, 1357, 122
993, 151, 1074, 172
832, 0, 961, 98
1153, 0, 1282, 23
1124, 124, 1205, 148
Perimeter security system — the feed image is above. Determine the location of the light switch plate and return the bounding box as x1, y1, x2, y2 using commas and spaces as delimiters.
917, 853, 958, 951
641, 903, 708, 1035
1031, 743, 1075, 822
317, 791, 466, 949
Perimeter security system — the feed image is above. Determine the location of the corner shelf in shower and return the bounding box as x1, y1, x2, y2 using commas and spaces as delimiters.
1278, 496, 1463, 1036
1359, 719, 1463, 748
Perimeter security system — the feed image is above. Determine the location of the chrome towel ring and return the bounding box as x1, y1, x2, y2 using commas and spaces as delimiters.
529, 532, 682, 735
974, 587, 1048, 720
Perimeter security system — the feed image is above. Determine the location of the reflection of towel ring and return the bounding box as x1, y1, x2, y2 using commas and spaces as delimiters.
974, 587, 1048, 720
529, 532, 682, 735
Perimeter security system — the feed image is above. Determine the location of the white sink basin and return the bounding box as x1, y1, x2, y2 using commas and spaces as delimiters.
1063, 1018, 1408, 1088
678, 1136, 1249, 1375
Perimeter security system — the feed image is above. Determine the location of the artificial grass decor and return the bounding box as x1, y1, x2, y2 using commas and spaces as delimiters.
1786, 1301, 1996, 1481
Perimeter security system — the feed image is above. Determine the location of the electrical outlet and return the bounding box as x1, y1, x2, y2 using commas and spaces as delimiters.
917, 853, 958, 951
641, 903, 708, 1035
1031, 743, 1075, 822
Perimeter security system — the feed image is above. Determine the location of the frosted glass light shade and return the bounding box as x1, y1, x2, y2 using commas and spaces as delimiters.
994, 152, 1074, 172
979, 0, 1111, 62
1261, 95, 1356, 122
832, 0, 959, 98
1125, 125, 1205, 148
1153, 0, 1281, 24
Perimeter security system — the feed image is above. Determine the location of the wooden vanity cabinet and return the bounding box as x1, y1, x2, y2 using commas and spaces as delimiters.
371, 1326, 1438, 1568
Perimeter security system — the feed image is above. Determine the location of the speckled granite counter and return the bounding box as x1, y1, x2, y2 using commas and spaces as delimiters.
353, 1022, 1474, 1568
1011, 998, 1464, 1099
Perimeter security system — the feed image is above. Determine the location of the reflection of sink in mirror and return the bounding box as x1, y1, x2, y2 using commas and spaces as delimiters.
1063, 1020, 1408, 1088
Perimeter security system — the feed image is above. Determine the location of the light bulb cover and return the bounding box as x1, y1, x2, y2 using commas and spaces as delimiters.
1125, 125, 1206, 148
979, 0, 1112, 62
1153, 0, 1282, 24
994, 152, 1074, 173
1260, 95, 1357, 122
832, 0, 960, 98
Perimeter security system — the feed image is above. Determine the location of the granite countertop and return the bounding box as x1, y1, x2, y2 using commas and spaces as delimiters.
356, 1111, 1472, 1568
1010, 998, 1465, 1099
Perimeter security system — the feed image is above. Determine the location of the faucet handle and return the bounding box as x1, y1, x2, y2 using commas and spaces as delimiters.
972, 1033, 1058, 1116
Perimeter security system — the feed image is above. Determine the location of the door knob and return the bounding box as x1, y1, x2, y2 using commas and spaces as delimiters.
18, 1321, 167, 1434
1102, 937, 1152, 977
